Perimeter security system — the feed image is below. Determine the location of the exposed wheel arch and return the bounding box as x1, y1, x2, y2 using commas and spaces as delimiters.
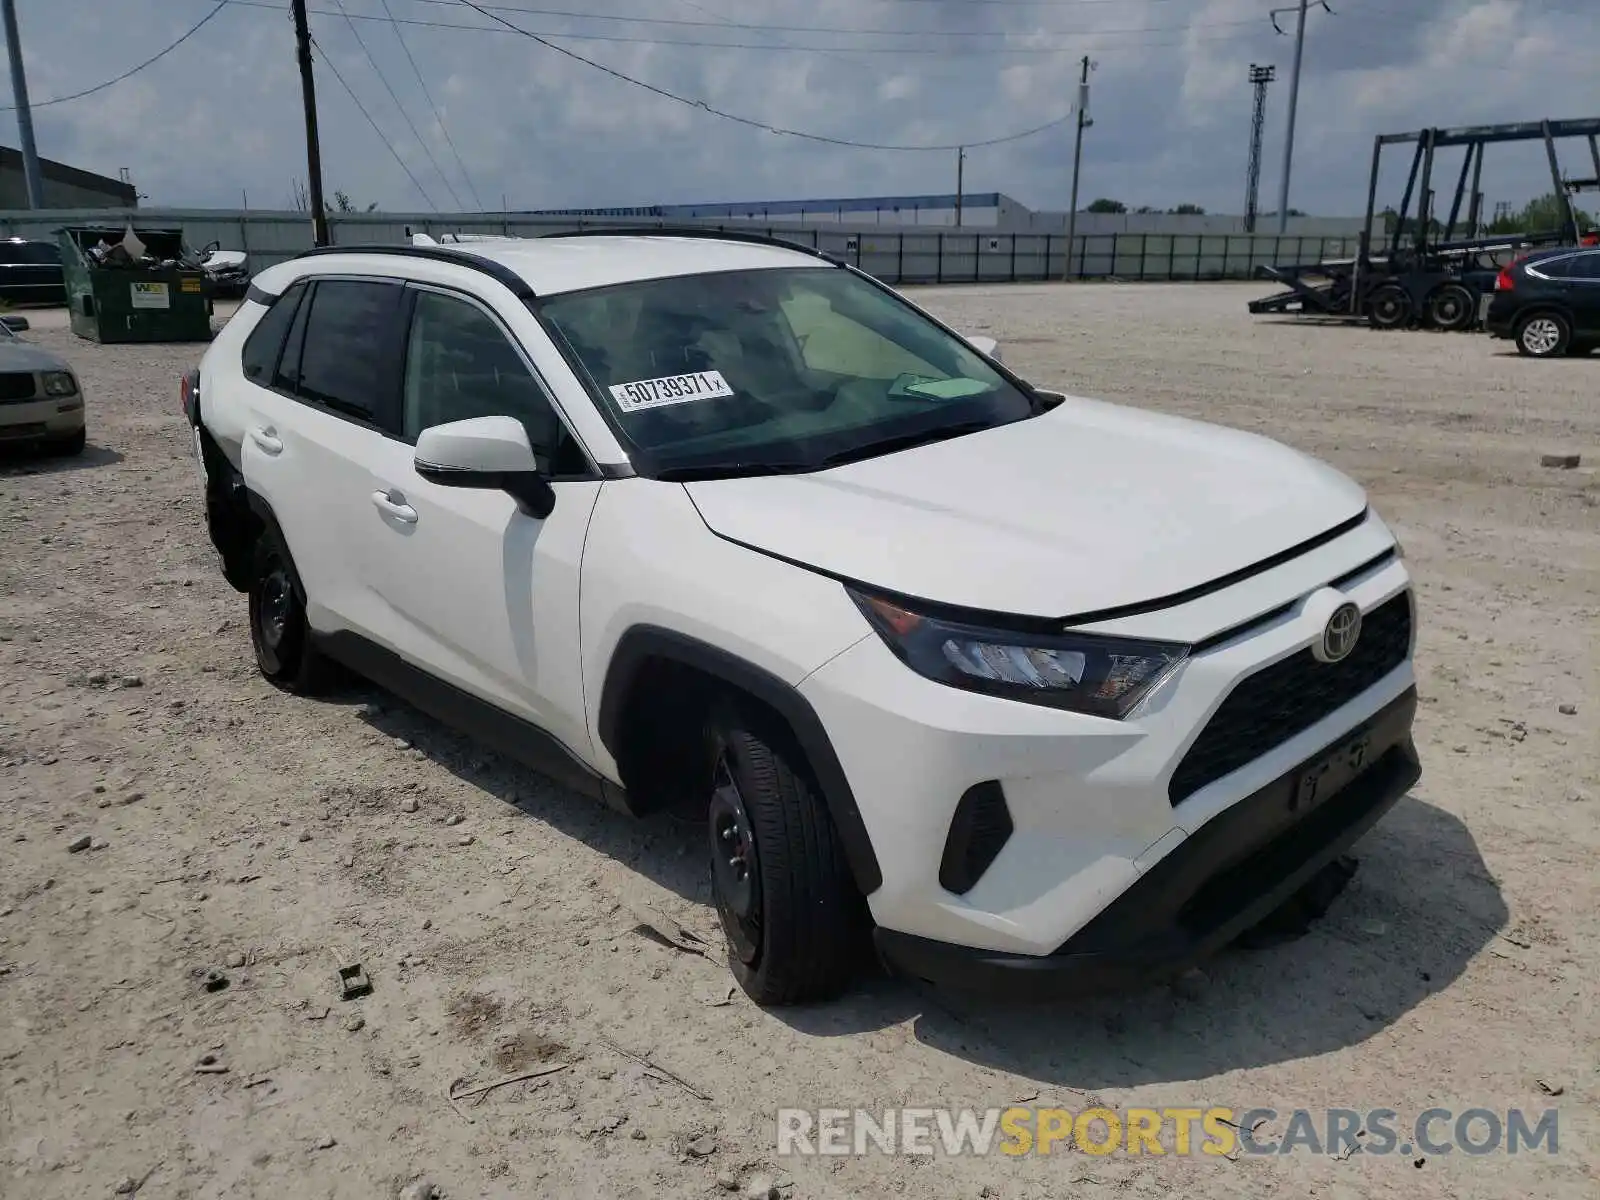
196, 423, 262, 592
598, 625, 883, 896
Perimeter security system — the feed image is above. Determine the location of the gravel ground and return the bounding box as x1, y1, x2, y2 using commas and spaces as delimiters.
1, 283, 1596, 1200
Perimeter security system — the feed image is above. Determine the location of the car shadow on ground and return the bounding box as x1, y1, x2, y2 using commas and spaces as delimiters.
331, 683, 1506, 1088
0, 442, 124, 475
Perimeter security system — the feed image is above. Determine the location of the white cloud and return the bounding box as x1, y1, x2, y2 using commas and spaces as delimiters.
12, 0, 1600, 215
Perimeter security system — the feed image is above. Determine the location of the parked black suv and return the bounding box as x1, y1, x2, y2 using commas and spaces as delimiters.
1484, 246, 1600, 357
0, 238, 65, 306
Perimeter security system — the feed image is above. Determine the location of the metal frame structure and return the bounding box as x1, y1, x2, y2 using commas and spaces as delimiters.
1244, 65, 1276, 234
1250, 116, 1600, 330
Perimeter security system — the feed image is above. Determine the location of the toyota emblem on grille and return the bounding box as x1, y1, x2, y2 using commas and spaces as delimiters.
1316, 602, 1363, 663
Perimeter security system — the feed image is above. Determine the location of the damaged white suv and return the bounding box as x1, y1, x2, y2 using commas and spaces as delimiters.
185, 230, 1420, 1004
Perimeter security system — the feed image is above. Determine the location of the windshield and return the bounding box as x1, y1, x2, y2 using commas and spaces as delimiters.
538, 266, 1037, 477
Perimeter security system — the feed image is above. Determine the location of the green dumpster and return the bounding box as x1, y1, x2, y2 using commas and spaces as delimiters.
59, 225, 212, 344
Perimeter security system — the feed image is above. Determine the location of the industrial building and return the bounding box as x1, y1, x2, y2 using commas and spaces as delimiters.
0, 147, 137, 209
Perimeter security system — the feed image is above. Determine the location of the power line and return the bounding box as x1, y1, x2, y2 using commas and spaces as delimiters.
397, 0, 1257, 39
330, 0, 462, 207
0, 0, 230, 111
215, 1, 1273, 56
309, 35, 439, 209
379, 0, 485, 208
450, 0, 1076, 150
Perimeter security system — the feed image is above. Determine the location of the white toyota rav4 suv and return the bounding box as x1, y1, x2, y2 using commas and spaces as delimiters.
185, 230, 1421, 1005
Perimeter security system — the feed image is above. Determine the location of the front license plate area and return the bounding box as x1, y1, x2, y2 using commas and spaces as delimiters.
1292, 731, 1374, 814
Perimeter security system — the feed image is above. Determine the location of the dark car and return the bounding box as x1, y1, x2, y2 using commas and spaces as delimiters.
1484, 245, 1600, 357
0, 237, 65, 306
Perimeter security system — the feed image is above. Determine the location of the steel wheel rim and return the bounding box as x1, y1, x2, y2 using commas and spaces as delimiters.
1523, 318, 1560, 354
708, 753, 762, 965
1374, 293, 1404, 324
259, 562, 292, 650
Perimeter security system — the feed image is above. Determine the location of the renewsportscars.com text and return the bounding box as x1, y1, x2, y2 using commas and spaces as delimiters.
776, 1106, 1559, 1158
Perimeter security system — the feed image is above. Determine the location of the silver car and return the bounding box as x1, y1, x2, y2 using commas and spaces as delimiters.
0, 316, 85, 455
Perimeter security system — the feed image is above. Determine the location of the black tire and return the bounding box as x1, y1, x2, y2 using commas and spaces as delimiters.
705, 705, 862, 1005
1425, 283, 1475, 332
46, 427, 86, 456
1366, 285, 1411, 330
247, 528, 330, 694
1514, 311, 1572, 358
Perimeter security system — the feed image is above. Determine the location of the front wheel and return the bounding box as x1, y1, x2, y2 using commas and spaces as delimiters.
1515, 312, 1571, 358
46, 427, 86, 456
248, 529, 330, 694
1366, 285, 1411, 330
705, 707, 863, 1005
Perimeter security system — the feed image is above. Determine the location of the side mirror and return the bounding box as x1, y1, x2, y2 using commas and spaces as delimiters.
414, 415, 556, 519
964, 334, 1002, 362
1033, 387, 1067, 406
0, 314, 28, 333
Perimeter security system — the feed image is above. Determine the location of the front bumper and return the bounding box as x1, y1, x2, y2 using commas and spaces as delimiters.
0, 396, 85, 443
876, 687, 1419, 998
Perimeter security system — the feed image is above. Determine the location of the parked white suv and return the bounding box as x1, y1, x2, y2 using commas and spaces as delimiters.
185, 231, 1421, 1004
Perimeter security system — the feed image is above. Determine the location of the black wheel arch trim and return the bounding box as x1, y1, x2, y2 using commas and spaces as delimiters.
241, 489, 311, 604
598, 625, 883, 895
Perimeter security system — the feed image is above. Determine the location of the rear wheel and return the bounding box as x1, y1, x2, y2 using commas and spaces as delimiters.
1425, 283, 1475, 332
1515, 311, 1571, 358
705, 705, 862, 1005
1366, 285, 1412, 330
248, 529, 330, 694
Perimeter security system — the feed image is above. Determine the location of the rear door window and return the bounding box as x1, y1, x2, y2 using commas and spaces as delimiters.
240, 282, 307, 385
294, 279, 404, 432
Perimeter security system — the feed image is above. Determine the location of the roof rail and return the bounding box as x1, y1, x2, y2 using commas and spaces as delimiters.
291, 242, 536, 300
536, 224, 842, 266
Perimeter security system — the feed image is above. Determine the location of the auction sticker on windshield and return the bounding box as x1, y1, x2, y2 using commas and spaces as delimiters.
609, 370, 734, 413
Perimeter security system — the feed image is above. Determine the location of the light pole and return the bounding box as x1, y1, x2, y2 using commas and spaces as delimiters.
1244, 65, 1275, 233
1271, 0, 1330, 234
1, 0, 44, 209
1064, 55, 1095, 280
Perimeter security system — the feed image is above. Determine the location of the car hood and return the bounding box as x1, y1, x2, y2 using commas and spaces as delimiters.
682, 396, 1368, 619
0, 341, 70, 373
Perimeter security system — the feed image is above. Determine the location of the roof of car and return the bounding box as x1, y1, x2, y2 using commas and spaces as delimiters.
282, 233, 831, 298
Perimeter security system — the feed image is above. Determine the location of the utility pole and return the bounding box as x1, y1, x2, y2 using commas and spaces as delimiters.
1, 0, 44, 209
1064, 55, 1094, 281
1272, 0, 1329, 234
955, 146, 965, 227
291, 0, 330, 246
1244, 64, 1275, 233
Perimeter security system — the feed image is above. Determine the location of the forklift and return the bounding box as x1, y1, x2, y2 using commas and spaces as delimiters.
1249, 116, 1600, 331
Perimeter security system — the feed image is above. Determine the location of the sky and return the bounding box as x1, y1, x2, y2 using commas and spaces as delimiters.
10, 0, 1600, 217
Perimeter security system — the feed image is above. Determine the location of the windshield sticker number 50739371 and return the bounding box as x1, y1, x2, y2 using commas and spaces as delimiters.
609, 370, 734, 413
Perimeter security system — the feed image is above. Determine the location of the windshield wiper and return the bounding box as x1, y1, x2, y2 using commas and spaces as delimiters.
654, 459, 816, 481
813, 418, 999, 469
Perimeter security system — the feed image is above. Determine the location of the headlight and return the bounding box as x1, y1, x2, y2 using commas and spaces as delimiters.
848, 589, 1188, 720
42, 371, 78, 397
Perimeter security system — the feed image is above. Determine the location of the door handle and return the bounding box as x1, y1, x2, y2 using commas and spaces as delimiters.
371, 490, 418, 524
248, 426, 282, 455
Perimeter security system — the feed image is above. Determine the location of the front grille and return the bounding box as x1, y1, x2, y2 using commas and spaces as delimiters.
1170, 591, 1412, 806
0, 372, 37, 402
0, 421, 46, 439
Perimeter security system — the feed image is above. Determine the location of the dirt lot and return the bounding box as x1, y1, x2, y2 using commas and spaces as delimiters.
1, 283, 1595, 1200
